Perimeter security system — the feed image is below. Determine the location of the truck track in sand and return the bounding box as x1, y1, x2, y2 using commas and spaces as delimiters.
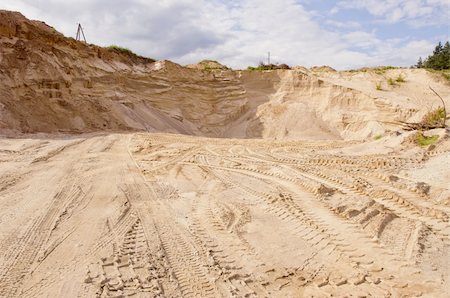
0, 132, 448, 297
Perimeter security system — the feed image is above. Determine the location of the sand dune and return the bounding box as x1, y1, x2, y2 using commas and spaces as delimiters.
0, 11, 449, 297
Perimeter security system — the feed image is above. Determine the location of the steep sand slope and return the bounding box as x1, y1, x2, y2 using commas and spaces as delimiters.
1, 11, 449, 140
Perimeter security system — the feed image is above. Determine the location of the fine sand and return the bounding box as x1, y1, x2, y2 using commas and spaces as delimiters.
0, 132, 449, 297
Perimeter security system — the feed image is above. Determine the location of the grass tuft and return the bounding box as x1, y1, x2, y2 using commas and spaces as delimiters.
107, 45, 135, 55
442, 71, 450, 81
387, 78, 396, 86
374, 66, 397, 75
104, 45, 154, 62
421, 107, 446, 128
374, 134, 383, 140
395, 75, 406, 83
348, 66, 398, 74
428, 69, 450, 82
375, 82, 383, 90
414, 132, 439, 146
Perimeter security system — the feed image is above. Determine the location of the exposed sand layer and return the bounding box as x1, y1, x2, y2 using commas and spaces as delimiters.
1, 11, 449, 140
1, 11, 450, 298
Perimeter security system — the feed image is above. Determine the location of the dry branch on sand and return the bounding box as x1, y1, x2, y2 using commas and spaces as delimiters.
401, 87, 447, 130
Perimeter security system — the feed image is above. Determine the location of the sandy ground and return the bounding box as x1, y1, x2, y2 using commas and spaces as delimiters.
0, 132, 449, 297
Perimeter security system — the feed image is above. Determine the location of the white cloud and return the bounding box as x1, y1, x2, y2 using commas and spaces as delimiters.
0, 0, 443, 69
343, 31, 379, 49
325, 20, 361, 29
336, 0, 448, 25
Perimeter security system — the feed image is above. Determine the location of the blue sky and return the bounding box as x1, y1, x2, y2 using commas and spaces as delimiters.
1, 0, 449, 69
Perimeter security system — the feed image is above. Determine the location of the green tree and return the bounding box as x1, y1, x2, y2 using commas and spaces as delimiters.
433, 41, 443, 55
443, 41, 450, 69
416, 57, 423, 68
421, 41, 450, 70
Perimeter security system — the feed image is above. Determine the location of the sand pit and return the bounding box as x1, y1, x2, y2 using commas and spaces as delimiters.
0, 10, 450, 297
1, 133, 449, 297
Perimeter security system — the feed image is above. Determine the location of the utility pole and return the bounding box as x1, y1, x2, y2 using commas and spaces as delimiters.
75, 23, 87, 43
268, 52, 271, 65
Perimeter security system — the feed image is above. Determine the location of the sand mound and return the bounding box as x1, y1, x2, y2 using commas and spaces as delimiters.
186, 59, 230, 70
310, 65, 337, 72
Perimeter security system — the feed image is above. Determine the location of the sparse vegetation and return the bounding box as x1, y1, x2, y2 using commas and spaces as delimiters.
374, 134, 383, 140
247, 64, 276, 71
198, 60, 229, 71
375, 82, 383, 90
395, 75, 405, 83
247, 62, 290, 71
441, 70, 450, 81
401, 87, 447, 131
421, 107, 446, 128
105, 45, 154, 62
387, 78, 396, 86
414, 131, 439, 146
373, 66, 397, 75
349, 66, 398, 74
107, 45, 135, 55
428, 69, 450, 82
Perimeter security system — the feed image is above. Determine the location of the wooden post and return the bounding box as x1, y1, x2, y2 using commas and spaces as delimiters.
76, 23, 87, 43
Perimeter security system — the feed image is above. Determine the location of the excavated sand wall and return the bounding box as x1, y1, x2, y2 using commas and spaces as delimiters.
1, 11, 449, 140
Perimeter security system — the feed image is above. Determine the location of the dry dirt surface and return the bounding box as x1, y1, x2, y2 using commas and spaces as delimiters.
1, 10, 450, 298
0, 132, 449, 297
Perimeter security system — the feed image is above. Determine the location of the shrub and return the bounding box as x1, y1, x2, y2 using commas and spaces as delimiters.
421, 107, 446, 128
387, 78, 396, 86
414, 131, 439, 146
278, 63, 291, 69
247, 62, 290, 71
375, 82, 383, 90
395, 75, 406, 83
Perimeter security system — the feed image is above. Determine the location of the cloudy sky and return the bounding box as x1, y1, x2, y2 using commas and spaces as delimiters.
1, 0, 449, 69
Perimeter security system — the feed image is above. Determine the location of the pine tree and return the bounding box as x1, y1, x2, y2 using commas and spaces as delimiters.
416, 57, 423, 68
433, 42, 443, 54
443, 41, 450, 69
422, 41, 450, 70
